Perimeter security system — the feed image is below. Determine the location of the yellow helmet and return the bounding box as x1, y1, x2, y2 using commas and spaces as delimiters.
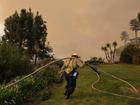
71, 53, 79, 58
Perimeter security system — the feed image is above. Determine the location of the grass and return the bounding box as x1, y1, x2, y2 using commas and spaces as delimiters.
39, 64, 140, 105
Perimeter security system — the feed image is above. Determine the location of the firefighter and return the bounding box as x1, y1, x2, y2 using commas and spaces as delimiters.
59, 53, 84, 99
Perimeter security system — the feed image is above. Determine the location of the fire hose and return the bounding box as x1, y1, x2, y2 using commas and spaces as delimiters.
3, 58, 140, 101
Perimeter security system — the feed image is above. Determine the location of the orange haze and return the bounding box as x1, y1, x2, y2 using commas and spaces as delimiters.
0, 0, 140, 60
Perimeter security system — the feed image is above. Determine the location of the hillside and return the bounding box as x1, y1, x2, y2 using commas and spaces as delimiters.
39, 64, 140, 105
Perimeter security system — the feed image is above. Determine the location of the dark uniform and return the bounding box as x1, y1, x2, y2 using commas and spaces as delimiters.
61, 56, 84, 99
64, 69, 79, 98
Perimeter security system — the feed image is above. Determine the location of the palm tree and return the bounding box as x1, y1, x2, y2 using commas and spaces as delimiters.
121, 31, 129, 45
112, 41, 117, 63
130, 19, 140, 45
106, 43, 111, 49
137, 12, 140, 22
101, 46, 110, 63
106, 43, 113, 63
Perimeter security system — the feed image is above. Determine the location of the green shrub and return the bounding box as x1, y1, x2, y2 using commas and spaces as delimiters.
42, 87, 50, 101
0, 43, 32, 83
120, 44, 140, 64
42, 69, 57, 84
33, 77, 47, 92
18, 76, 48, 99
86, 57, 105, 65
18, 77, 35, 98
0, 86, 21, 105
0, 63, 61, 104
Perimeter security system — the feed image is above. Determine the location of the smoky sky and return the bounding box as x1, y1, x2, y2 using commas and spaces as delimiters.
0, 0, 140, 59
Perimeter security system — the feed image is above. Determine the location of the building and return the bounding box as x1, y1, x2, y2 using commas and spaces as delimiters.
128, 37, 140, 45
114, 37, 140, 62
114, 46, 125, 62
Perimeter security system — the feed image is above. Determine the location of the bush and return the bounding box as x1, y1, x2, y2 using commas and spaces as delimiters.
0, 43, 32, 83
42, 69, 59, 84
0, 62, 61, 104
120, 44, 140, 64
41, 87, 50, 101
33, 77, 47, 92
18, 75, 48, 100
0, 86, 21, 105
86, 57, 105, 65
0, 74, 50, 104
18, 77, 36, 99
17, 68, 59, 100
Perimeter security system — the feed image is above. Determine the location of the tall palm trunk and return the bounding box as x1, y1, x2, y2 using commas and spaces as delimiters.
104, 51, 110, 63
135, 30, 138, 46
106, 50, 111, 63
112, 47, 116, 63
109, 46, 113, 63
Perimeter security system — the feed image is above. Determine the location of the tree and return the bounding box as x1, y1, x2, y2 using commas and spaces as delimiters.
112, 41, 117, 63
2, 9, 52, 64
137, 12, 140, 22
0, 43, 32, 83
101, 46, 110, 63
101, 41, 118, 63
91, 57, 98, 63
130, 19, 140, 45
120, 44, 140, 64
106, 43, 113, 63
86, 57, 104, 64
120, 31, 129, 45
